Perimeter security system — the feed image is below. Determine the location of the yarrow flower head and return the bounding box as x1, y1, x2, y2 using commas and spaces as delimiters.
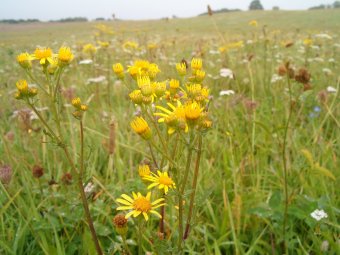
143, 171, 176, 194
116, 192, 165, 221
310, 209, 328, 221
130, 117, 152, 140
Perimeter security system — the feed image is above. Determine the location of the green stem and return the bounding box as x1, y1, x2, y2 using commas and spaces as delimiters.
183, 135, 202, 240
78, 120, 103, 255
138, 218, 143, 255
282, 76, 293, 254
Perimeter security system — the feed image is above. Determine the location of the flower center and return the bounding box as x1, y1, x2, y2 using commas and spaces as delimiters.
133, 197, 151, 212
159, 175, 173, 186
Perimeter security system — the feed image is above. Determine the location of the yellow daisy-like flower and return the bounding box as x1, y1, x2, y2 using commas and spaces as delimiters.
83, 43, 97, 56
34, 47, 53, 65
249, 20, 258, 27
184, 102, 204, 123
16, 52, 34, 69
154, 101, 188, 134
138, 164, 151, 178
143, 171, 176, 194
116, 192, 165, 221
130, 117, 152, 140
129, 90, 143, 104
58, 47, 74, 65
176, 62, 187, 76
303, 38, 313, 47
191, 58, 202, 70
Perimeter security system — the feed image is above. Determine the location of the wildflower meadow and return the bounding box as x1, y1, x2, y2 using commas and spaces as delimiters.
0, 8, 339, 255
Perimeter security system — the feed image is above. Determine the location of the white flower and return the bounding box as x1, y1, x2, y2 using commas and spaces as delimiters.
84, 182, 95, 195
271, 74, 283, 83
315, 34, 332, 40
219, 90, 235, 96
327, 86, 337, 93
86, 76, 106, 84
310, 209, 328, 221
322, 68, 332, 75
79, 59, 93, 65
220, 68, 234, 78
209, 50, 220, 55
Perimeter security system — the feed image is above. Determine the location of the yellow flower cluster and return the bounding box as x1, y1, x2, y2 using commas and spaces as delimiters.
71, 97, 88, 119
15, 80, 37, 100
16, 46, 74, 69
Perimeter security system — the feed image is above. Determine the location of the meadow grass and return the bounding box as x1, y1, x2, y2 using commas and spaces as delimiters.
0, 9, 339, 255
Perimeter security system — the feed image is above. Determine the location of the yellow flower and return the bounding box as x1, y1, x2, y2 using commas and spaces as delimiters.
16, 80, 29, 94
191, 58, 202, 70
155, 101, 188, 134
34, 47, 53, 65
71, 97, 88, 114
47, 57, 59, 74
303, 38, 313, 47
184, 102, 203, 123
129, 90, 143, 104
15, 80, 38, 99
148, 63, 160, 79
123, 41, 139, 50
16, 52, 34, 69
143, 171, 176, 194
58, 47, 74, 65
130, 117, 152, 140
112, 63, 124, 79
97, 41, 110, 48
153, 81, 166, 98
195, 70, 206, 82
116, 192, 165, 221
83, 44, 97, 56
249, 20, 258, 27
138, 164, 151, 178
176, 62, 187, 76
169, 79, 180, 89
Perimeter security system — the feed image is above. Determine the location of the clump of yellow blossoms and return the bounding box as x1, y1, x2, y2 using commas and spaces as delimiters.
71, 97, 88, 119
15, 80, 37, 100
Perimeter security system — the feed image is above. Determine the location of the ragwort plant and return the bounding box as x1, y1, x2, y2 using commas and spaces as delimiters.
113, 57, 212, 254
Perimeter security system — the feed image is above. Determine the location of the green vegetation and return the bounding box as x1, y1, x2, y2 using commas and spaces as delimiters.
0, 10, 339, 254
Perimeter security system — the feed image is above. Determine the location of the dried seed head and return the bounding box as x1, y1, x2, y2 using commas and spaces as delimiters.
61, 172, 72, 185
32, 165, 44, 178
295, 68, 311, 84
113, 214, 128, 236
0, 165, 12, 185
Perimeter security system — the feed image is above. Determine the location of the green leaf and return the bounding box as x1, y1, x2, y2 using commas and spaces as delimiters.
314, 163, 336, 181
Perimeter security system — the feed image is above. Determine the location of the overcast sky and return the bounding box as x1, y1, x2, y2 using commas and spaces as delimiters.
0, 0, 333, 21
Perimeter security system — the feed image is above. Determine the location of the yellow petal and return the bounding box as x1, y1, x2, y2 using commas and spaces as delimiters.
121, 194, 134, 203
116, 198, 132, 206
143, 212, 149, 221
150, 210, 162, 218
125, 210, 135, 219
117, 206, 134, 210
151, 198, 165, 205
133, 210, 141, 217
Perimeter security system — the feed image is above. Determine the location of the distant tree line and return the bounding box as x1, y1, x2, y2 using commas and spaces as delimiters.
309, 1, 340, 10
0, 19, 40, 24
0, 17, 89, 24
198, 8, 241, 16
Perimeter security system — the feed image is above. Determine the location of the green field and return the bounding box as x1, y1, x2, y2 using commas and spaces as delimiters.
0, 10, 339, 255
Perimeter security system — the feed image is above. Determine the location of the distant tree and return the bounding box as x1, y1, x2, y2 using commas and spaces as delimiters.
272, 6, 280, 10
334, 1, 340, 8
308, 4, 326, 10
249, 0, 264, 10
